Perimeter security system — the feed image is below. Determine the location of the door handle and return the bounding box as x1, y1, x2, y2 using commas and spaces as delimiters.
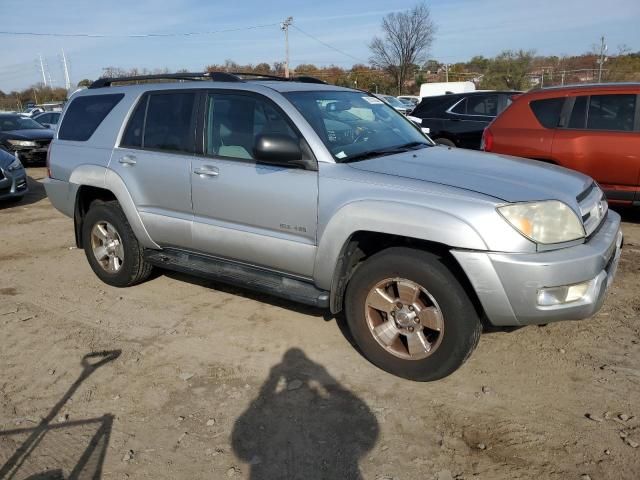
194, 166, 219, 177
119, 155, 137, 166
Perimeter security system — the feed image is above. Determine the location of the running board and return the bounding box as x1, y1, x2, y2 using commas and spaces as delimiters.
144, 249, 329, 309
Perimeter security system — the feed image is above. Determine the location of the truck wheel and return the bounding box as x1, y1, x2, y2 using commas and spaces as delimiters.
344, 247, 481, 381
82, 200, 152, 287
434, 138, 456, 148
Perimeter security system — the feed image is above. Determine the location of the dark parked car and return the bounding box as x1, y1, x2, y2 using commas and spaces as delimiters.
410, 91, 519, 149
0, 147, 28, 202
0, 114, 54, 164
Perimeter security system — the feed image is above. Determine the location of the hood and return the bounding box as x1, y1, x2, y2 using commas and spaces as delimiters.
2, 129, 54, 140
347, 146, 592, 204
0, 147, 16, 167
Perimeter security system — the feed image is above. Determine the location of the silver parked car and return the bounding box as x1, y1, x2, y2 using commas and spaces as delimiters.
44, 72, 622, 381
33, 111, 62, 130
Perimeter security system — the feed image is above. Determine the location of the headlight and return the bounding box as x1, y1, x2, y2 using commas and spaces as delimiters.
498, 200, 585, 244
7, 139, 37, 147
7, 157, 23, 171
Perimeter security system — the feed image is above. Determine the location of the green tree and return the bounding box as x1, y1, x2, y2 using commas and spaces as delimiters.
481, 50, 535, 90
77, 79, 93, 88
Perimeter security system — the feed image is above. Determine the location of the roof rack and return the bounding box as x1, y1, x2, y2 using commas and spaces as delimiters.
89, 71, 326, 89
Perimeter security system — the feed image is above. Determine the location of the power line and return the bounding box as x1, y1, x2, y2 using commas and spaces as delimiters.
0, 23, 279, 38
291, 25, 365, 63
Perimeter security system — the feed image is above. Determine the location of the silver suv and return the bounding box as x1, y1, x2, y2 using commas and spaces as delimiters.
44, 72, 623, 381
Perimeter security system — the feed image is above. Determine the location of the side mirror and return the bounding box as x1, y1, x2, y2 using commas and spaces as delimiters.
254, 134, 306, 168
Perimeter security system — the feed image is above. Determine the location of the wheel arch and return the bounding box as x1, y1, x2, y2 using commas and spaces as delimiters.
70, 165, 159, 249
313, 201, 487, 314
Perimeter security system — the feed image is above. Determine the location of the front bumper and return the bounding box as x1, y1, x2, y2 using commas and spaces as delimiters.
452, 211, 623, 326
0, 167, 28, 200
4, 144, 49, 164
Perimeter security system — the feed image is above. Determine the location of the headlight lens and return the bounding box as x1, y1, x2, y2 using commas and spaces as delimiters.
7, 157, 23, 171
498, 201, 585, 244
7, 139, 37, 147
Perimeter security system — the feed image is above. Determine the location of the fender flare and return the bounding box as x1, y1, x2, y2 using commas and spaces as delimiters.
69, 164, 160, 249
313, 200, 487, 293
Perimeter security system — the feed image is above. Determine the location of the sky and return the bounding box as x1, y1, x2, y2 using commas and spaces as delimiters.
1, 0, 639, 92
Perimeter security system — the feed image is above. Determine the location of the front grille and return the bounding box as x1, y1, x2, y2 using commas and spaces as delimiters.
578, 183, 607, 237
36, 139, 51, 148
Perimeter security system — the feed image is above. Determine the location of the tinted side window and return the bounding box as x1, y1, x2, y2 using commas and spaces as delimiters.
38, 114, 52, 123
121, 97, 148, 148
143, 92, 196, 153
587, 94, 636, 132
205, 93, 298, 160
467, 95, 499, 116
530, 97, 564, 129
568, 96, 588, 129
450, 98, 467, 114
59, 94, 124, 141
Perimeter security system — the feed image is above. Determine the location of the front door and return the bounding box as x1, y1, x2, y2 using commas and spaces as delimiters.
190, 91, 319, 278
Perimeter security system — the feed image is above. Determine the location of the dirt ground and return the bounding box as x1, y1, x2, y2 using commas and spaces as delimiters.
1, 168, 639, 480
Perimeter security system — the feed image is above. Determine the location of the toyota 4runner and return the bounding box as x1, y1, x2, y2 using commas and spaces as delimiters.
44, 72, 623, 381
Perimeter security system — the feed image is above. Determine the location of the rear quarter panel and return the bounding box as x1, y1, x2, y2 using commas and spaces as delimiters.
490, 95, 558, 160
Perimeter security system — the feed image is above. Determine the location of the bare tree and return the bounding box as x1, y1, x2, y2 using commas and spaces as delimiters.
369, 3, 436, 94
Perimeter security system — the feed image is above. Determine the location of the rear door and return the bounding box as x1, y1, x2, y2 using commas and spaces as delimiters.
444, 94, 498, 148
190, 91, 319, 277
552, 93, 640, 202
111, 90, 196, 247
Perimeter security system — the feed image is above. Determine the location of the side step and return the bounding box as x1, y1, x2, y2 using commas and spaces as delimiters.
144, 249, 329, 309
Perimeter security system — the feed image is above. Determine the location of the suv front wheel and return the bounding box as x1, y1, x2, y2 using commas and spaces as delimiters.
82, 200, 153, 287
345, 247, 481, 381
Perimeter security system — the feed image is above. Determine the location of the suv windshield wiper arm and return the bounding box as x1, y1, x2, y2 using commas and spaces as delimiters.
341, 142, 429, 163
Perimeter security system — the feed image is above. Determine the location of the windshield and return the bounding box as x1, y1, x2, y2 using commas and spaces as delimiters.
283, 91, 431, 162
0, 115, 45, 131
381, 95, 406, 108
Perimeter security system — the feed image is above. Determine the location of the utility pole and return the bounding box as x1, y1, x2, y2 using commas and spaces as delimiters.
597, 36, 607, 83
281, 16, 293, 78
444, 64, 449, 82
39, 54, 47, 86
44, 57, 53, 87
61, 49, 71, 91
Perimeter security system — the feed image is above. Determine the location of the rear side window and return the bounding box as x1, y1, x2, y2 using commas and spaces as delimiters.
143, 93, 196, 153
59, 94, 124, 141
450, 98, 467, 114
121, 97, 147, 148
120, 92, 196, 153
568, 96, 588, 129
587, 94, 636, 131
467, 95, 499, 116
530, 97, 565, 129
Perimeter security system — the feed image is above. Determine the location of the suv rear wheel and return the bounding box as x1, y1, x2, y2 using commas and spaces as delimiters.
82, 200, 152, 287
345, 247, 481, 381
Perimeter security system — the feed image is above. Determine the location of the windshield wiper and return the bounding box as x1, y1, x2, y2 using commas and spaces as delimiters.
340, 142, 429, 163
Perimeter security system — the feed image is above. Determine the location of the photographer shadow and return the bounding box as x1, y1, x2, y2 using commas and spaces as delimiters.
232, 348, 379, 480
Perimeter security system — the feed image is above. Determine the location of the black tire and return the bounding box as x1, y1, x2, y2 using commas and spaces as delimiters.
344, 247, 481, 382
82, 200, 152, 287
434, 138, 456, 148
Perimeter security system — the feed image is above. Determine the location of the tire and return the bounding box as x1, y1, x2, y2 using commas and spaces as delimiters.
82, 199, 152, 287
344, 247, 481, 381
434, 138, 456, 148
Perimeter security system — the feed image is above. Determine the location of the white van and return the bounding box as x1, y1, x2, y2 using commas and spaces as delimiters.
419, 81, 476, 98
